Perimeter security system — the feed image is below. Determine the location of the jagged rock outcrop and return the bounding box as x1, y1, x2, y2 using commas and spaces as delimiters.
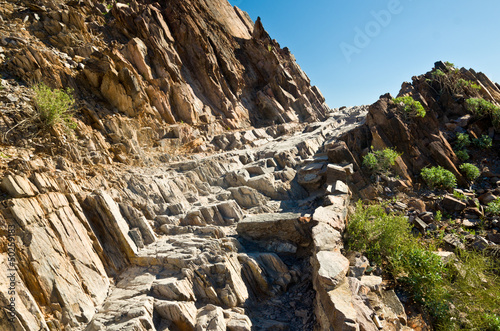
1, 0, 328, 165
340, 62, 500, 196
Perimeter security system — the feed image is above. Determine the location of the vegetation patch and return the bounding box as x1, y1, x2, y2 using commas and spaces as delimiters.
346, 202, 500, 330
421, 166, 457, 190
453, 190, 467, 201
486, 198, 500, 216
33, 83, 76, 131
455, 133, 471, 150
465, 98, 500, 130
455, 149, 469, 161
362, 147, 402, 175
474, 135, 493, 149
393, 96, 426, 118
428, 62, 481, 97
459, 163, 480, 182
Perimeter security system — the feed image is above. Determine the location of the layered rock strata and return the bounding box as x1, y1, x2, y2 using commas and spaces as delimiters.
0, 106, 415, 331
1, 0, 328, 162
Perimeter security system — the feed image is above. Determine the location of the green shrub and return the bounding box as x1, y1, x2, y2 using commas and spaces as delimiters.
486, 198, 500, 215
455, 149, 469, 161
346, 202, 413, 265
473, 135, 493, 149
33, 83, 76, 130
362, 148, 402, 174
421, 166, 457, 190
455, 133, 471, 150
483, 313, 500, 331
432, 69, 446, 78
465, 98, 500, 118
459, 163, 480, 182
429, 64, 481, 97
347, 202, 500, 330
393, 96, 426, 118
453, 190, 467, 200
493, 107, 500, 131
346, 203, 449, 321
456, 78, 481, 92
444, 61, 455, 69
435, 210, 442, 222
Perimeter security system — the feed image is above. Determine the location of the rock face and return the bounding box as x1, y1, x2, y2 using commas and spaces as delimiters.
1, 0, 328, 164
340, 62, 500, 194
0, 98, 370, 330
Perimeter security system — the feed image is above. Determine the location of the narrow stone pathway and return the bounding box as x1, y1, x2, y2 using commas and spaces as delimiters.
85, 106, 369, 330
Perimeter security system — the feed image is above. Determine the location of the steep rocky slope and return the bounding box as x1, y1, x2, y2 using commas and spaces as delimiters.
0, 0, 399, 330
339, 61, 500, 198
1, 0, 499, 330
0, 0, 328, 164
1, 103, 404, 331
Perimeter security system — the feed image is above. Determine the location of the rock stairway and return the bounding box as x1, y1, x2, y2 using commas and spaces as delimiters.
1, 106, 412, 330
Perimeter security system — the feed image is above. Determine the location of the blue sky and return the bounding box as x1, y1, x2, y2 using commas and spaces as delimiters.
228, 0, 500, 108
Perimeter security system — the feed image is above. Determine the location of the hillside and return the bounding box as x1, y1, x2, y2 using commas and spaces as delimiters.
0, 1, 499, 330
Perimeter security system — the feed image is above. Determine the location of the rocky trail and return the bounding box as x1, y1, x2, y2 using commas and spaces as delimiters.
1, 103, 411, 331
1, 0, 500, 330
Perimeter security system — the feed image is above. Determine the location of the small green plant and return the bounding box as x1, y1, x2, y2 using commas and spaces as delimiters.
455, 149, 469, 161
453, 190, 467, 201
486, 198, 500, 215
421, 166, 457, 190
444, 61, 455, 68
473, 135, 493, 149
33, 83, 76, 130
362, 147, 402, 174
465, 98, 500, 117
456, 78, 481, 92
483, 313, 500, 331
106, 3, 113, 10
455, 132, 471, 149
393, 96, 426, 118
435, 210, 442, 222
267, 45, 272, 52
459, 163, 480, 182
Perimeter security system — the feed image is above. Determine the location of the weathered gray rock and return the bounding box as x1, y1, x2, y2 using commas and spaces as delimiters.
228, 186, 269, 208
313, 205, 347, 232
1, 174, 39, 198
237, 212, 309, 245
313, 251, 350, 290
443, 233, 466, 251
347, 253, 370, 279
196, 305, 226, 331
152, 275, 195, 301
155, 300, 197, 330
312, 222, 343, 252
225, 169, 250, 187
87, 190, 139, 257
479, 192, 498, 205
224, 310, 252, 331
411, 216, 428, 233
326, 164, 348, 184
359, 276, 382, 291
